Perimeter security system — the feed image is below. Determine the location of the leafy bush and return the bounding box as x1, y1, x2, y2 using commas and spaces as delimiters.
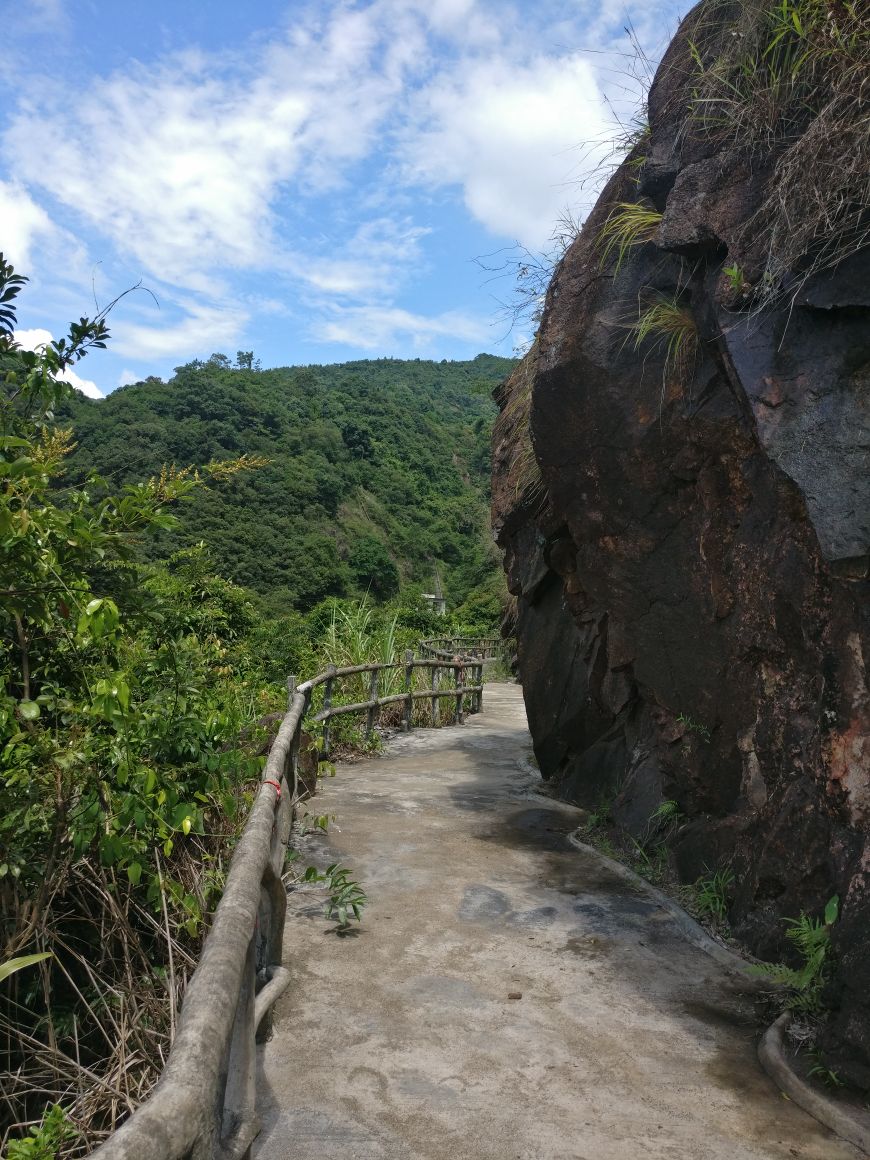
0, 257, 275, 1152
5, 1105, 77, 1159
302, 863, 368, 929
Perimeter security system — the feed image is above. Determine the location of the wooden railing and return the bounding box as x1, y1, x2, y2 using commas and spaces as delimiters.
89, 639, 495, 1159
298, 650, 485, 756
419, 635, 504, 661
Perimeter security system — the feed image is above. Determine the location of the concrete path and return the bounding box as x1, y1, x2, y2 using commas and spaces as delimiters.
254, 684, 859, 1160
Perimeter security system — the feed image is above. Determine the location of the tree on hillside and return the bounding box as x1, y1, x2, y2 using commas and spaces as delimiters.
349, 536, 399, 599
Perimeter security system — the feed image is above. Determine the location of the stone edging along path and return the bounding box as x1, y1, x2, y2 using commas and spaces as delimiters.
567, 831, 870, 1157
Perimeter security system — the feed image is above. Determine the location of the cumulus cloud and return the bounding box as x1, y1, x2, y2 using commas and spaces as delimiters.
13, 327, 104, 397
61, 366, 104, 399
2, 0, 623, 280
404, 54, 609, 249
1, 0, 679, 364
0, 181, 54, 268
13, 327, 53, 348
3, 3, 422, 289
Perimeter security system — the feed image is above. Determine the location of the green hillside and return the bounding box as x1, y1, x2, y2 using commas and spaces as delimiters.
61, 353, 515, 613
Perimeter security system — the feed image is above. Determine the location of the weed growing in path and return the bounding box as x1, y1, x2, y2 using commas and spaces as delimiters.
303, 863, 368, 930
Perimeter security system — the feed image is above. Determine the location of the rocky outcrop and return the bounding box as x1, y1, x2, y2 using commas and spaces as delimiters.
493, 2, 870, 1082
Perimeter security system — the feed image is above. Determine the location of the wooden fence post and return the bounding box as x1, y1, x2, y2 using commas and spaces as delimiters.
403, 650, 414, 732
454, 658, 464, 725
432, 665, 440, 727
322, 665, 336, 757
365, 667, 379, 739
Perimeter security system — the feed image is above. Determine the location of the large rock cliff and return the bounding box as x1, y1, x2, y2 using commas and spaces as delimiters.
493, 2, 870, 1082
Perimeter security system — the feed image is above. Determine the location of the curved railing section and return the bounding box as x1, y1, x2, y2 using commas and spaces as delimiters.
418, 635, 504, 661
90, 639, 493, 1159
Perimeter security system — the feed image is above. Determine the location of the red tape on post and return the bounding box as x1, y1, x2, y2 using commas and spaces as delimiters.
263, 778, 282, 800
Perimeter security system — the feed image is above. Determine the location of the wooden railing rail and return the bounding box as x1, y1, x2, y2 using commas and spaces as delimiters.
419, 635, 504, 662
90, 636, 495, 1159
298, 651, 485, 752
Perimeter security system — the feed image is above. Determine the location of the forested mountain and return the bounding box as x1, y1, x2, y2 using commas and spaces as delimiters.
61, 354, 515, 613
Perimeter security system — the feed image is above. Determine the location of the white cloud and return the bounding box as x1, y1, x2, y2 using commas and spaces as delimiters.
293, 217, 431, 296
110, 300, 245, 360
14, 327, 53, 349
118, 368, 140, 388
62, 366, 103, 399
0, 181, 54, 268
0, 0, 680, 365
13, 327, 104, 397
314, 304, 490, 350
404, 54, 610, 250
1, 1, 615, 291
3, 3, 421, 290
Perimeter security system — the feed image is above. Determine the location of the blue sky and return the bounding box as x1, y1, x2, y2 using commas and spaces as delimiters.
1, 0, 685, 396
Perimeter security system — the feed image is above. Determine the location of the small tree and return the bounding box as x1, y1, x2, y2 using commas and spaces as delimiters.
349, 536, 399, 599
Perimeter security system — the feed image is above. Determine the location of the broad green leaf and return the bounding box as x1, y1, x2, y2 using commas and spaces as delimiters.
0, 951, 53, 984
18, 700, 40, 721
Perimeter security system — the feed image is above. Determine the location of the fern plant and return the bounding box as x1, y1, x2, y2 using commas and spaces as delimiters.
750, 895, 840, 1013
598, 201, 663, 273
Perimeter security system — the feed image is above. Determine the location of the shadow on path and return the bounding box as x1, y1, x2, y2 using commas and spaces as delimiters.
253, 684, 860, 1160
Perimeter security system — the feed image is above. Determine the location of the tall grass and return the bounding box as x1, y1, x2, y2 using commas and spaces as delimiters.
687, 0, 869, 296
322, 599, 399, 672
630, 295, 699, 382
597, 201, 663, 273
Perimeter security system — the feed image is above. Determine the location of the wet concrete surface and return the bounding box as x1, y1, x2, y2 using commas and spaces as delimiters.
253, 684, 859, 1160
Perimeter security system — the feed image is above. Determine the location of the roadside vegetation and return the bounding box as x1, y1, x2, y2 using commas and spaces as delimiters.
0, 257, 505, 1155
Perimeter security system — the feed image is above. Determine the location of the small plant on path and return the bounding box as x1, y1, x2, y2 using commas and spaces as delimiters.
303, 863, 368, 930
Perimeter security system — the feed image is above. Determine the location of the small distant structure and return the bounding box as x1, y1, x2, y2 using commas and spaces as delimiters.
421, 592, 447, 616
423, 566, 447, 615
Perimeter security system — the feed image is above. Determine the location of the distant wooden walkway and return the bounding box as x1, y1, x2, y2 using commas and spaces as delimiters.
254, 685, 858, 1160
